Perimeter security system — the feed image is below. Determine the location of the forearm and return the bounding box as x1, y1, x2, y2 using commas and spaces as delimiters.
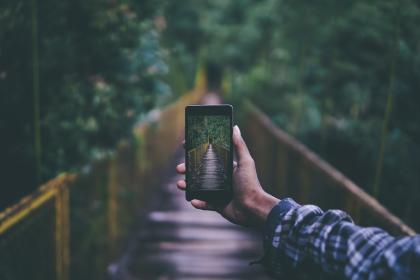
262, 198, 420, 279
263, 199, 356, 276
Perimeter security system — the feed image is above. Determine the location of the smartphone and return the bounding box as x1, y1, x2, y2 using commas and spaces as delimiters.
185, 105, 233, 203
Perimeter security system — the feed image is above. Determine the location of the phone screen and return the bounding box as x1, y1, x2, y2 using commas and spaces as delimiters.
186, 105, 232, 193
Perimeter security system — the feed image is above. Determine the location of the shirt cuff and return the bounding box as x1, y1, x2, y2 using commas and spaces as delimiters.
264, 198, 300, 246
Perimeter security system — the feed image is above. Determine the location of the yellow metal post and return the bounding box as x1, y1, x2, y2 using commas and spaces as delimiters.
55, 180, 70, 280
108, 159, 118, 246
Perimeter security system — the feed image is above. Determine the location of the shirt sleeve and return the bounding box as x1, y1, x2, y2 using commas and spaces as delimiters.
262, 198, 420, 279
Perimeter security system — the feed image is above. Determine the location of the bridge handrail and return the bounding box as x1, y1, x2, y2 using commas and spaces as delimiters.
187, 143, 209, 172
241, 101, 415, 236
0, 173, 75, 280
212, 143, 229, 171
0, 86, 205, 280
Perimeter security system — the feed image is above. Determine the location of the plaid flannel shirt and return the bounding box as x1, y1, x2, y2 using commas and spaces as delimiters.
263, 198, 420, 279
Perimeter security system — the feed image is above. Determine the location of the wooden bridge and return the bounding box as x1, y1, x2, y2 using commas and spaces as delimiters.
0, 77, 415, 279
108, 149, 269, 280
197, 143, 227, 189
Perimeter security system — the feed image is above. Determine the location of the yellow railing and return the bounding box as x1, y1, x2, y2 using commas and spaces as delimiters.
212, 144, 229, 171
187, 143, 209, 173
0, 81, 205, 280
0, 174, 74, 280
241, 102, 415, 236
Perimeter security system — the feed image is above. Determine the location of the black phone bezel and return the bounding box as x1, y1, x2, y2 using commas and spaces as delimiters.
185, 104, 233, 203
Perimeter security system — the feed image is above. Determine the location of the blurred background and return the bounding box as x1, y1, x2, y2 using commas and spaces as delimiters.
1, 0, 420, 278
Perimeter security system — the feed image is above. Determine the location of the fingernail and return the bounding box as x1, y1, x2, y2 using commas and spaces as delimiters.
234, 125, 241, 136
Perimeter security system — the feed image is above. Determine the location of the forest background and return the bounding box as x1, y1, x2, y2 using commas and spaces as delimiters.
1, 0, 419, 230
187, 115, 230, 150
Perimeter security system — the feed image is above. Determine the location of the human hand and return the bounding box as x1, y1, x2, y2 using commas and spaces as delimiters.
176, 125, 279, 228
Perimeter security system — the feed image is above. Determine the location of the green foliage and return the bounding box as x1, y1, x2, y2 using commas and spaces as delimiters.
163, 0, 420, 229
2, 0, 420, 231
0, 0, 170, 208
187, 115, 229, 150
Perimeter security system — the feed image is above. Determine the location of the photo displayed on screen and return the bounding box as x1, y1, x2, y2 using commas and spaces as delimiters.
187, 115, 230, 190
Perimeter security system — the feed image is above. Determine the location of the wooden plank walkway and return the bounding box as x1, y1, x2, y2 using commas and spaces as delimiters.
108, 151, 271, 280
198, 144, 226, 189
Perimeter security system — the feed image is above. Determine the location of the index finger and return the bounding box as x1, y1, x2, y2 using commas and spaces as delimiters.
176, 163, 186, 174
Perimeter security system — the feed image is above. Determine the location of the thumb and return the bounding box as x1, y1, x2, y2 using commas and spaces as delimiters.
233, 125, 253, 164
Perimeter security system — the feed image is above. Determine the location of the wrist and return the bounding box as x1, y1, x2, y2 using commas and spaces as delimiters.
244, 188, 280, 227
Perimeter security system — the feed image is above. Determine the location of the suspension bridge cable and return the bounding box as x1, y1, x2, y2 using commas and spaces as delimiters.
373, 0, 401, 198
32, 0, 41, 183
